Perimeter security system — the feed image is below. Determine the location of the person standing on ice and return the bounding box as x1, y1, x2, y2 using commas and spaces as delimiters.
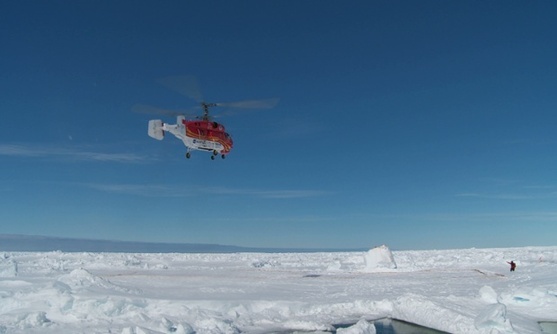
507, 261, 516, 272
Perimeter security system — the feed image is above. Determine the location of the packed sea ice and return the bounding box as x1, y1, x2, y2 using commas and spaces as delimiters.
0, 245, 556, 333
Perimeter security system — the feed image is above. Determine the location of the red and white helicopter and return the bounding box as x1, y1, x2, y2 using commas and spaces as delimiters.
139, 76, 278, 159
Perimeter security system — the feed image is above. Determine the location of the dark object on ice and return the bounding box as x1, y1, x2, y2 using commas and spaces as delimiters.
507, 261, 516, 272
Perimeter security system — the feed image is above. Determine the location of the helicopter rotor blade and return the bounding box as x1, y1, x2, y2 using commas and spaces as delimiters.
156, 75, 204, 103
143, 75, 278, 119
131, 103, 194, 117
215, 97, 279, 109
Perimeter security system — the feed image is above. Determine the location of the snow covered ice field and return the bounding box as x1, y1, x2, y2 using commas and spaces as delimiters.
0, 246, 556, 334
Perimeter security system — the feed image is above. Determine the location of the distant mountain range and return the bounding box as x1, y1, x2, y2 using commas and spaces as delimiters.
0, 234, 362, 253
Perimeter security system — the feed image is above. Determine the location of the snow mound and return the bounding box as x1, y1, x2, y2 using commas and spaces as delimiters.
392, 293, 474, 332
0, 259, 18, 277
364, 245, 397, 271
474, 303, 514, 333
160, 317, 194, 334
121, 326, 152, 334
336, 319, 376, 334
282, 319, 333, 332
58, 268, 141, 294
58, 268, 110, 288
479, 285, 498, 304
194, 317, 239, 334
122, 323, 189, 334
16, 312, 51, 330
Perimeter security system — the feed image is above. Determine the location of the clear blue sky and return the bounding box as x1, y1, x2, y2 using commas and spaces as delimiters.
1, 1, 556, 250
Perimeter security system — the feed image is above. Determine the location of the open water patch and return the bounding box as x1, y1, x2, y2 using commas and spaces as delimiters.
335, 318, 448, 334
282, 318, 448, 334
539, 321, 557, 334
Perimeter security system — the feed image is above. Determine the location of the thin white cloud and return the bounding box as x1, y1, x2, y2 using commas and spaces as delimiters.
203, 186, 331, 199
0, 144, 45, 157
457, 179, 557, 201
83, 183, 190, 197
0, 144, 148, 163
71, 151, 146, 163
446, 211, 557, 223
456, 188, 557, 201
456, 193, 536, 200
207, 214, 336, 224
522, 185, 556, 190
345, 211, 557, 224
83, 183, 330, 199
256, 190, 331, 199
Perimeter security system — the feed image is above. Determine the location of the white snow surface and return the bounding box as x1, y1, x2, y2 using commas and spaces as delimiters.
0, 246, 556, 333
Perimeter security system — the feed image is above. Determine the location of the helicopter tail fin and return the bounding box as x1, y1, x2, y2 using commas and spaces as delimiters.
148, 119, 164, 140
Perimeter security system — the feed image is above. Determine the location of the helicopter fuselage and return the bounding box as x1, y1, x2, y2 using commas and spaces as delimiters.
142, 76, 277, 159
148, 116, 233, 159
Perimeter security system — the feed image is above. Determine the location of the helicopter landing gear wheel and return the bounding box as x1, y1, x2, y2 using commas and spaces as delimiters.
221, 154, 226, 159
211, 155, 215, 160
186, 152, 191, 159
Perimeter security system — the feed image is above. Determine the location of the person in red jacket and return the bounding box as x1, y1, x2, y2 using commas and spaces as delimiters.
507, 261, 516, 272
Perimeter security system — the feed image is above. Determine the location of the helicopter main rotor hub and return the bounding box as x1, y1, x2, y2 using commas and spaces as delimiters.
201, 102, 217, 120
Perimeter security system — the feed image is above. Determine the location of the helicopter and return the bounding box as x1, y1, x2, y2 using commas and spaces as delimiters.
139, 76, 278, 160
